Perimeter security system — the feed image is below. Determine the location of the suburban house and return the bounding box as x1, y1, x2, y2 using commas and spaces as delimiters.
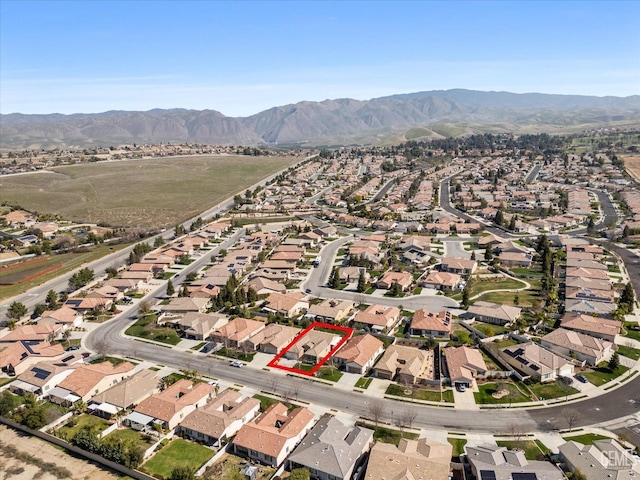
498, 251, 533, 268
0, 324, 62, 343
373, 345, 432, 385
65, 296, 114, 313
443, 346, 487, 388
283, 329, 341, 363
263, 292, 310, 318
420, 271, 462, 291
500, 343, 574, 383
376, 271, 413, 291
364, 438, 453, 480
559, 439, 640, 480
89, 369, 159, 419
353, 304, 401, 332
467, 301, 522, 326
539, 328, 614, 365
10, 359, 78, 398
247, 277, 286, 295
409, 309, 452, 339
50, 360, 136, 405
104, 278, 143, 294
173, 312, 229, 340
338, 266, 369, 283
564, 299, 616, 318
307, 299, 354, 323
37, 306, 83, 329
210, 318, 266, 349
177, 389, 260, 447
125, 379, 215, 431
560, 313, 621, 342
440, 257, 477, 275
565, 286, 615, 303
162, 297, 209, 315
333, 334, 384, 375
286, 415, 374, 480
187, 283, 221, 298
466, 444, 564, 480
0, 341, 65, 376
232, 402, 316, 467
243, 323, 301, 354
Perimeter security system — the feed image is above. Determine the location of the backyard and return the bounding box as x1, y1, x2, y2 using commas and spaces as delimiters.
141, 438, 214, 479
104, 428, 156, 451
125, 313, 182, 345
57, 414, 111, 440
203, 452, 274, 480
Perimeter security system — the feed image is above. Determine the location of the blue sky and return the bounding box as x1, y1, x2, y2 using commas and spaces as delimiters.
1, 0, 638, 116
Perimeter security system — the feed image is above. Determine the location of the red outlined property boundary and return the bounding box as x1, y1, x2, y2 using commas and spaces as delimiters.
267, 322, 353, 376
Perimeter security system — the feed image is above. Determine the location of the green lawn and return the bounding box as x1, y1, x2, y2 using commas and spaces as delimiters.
90, 356, 132, 366
58, 414, 110, 440
474, 382, 531, 404
316, 366, 343, 382
355, 377, 373, 389
474, 322, 509, 337
496, 440, 546, 460
582, 365, 628, 386
469, 278, 527, 296
191, 342, 208, 351
527, 381, 580, 400
125, 314, 182, 345
617, 344, 640, 360
448, 438, 468, 457
215, 347, 256, 362
357, 422, 419, 445
562, 433, 612, 445
142, 438, 214, 479
0, 377, 15, 387
105, 428, 156, 451
491, 338, 519, 349
386, 384, 454, 403
623, 322, 640, 341
253, 394, 279, 411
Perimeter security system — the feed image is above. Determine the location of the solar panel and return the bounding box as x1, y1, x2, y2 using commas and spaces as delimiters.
480, 470, 497, 480
61, 355, 74, 363
31, 367, 51, 380
513, 473, 537, 480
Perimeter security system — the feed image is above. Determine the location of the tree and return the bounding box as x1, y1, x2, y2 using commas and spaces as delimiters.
138, 300, 152, 316
368, 399, 385, 427
31, 303, 47, 320
46, 289, 59, 309
401, 407, 417, 429
68, 267, 94, 291
166, 279, 175, 296
93, 338, 109, 359
608, 352, 620, 372
619, 283, 635, 312
508, 215, 517, 231
357, 270, 367, 293
7, 301, 27, 320
290, 468, 311, 480
587, 216, 596, 234
169, 466, 196, 480
462, 284, 471, 308
0, 390, 16, 415
562, 407, 583, 432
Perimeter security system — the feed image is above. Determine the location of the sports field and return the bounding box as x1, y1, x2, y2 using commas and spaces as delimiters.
0, 155, 297, 229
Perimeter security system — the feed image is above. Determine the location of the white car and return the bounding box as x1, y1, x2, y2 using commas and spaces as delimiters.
229, 360, 244, 368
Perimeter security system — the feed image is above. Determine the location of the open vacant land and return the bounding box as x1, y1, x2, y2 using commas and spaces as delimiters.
623, 155, 640, 183
0, 155, 297, 229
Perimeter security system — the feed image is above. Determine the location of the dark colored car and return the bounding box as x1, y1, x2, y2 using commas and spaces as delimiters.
575, 374, 589, 384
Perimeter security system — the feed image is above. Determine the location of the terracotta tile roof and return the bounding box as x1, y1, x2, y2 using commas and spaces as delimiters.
58, 361, 135, 397
0, 324, 61, 342
134, 379, 214, 422
334, 334, 383, 368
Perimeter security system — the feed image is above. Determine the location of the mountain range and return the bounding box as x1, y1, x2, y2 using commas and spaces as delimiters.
2, 89, 639, 149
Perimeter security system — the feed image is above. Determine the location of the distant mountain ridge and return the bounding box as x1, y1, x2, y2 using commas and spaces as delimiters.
2, 89, 639, 149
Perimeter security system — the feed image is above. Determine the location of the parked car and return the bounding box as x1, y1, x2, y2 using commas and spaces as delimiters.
230, 360, 244, 368
560, 376, 574, 385
456, 384, 467, 392
575, 374, 589, 384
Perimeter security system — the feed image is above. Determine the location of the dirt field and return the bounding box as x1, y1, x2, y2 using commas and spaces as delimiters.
0, 155, 297, 229
623, 155, 640, 183
0, 425, 122, 480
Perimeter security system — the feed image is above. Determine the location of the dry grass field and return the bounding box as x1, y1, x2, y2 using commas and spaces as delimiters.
0, 155, 297, 229
622, 155, 640, 183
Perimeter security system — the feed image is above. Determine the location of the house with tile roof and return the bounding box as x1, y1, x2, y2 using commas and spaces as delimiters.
376, 271, 413, 291
233, 402, 316, 467
467, 301, 522, 326
409, 309, 452, 339
244, 323, 301, 355
560, 313, 621, 342
540, 328, 614, 365
173, 312, 229, 341
443, 346, 487, 388
500, 343, 574, 383
0, 341, 65, 376
11, 359, 79, 398
51, 360, 136, 405
177, 389, 260, 447
162, 297, 209, 315
37, 306, 82, 329
353, 304, 401, 333
0, 324, 63, 343
333, 334, 384, 375
364, 437, 452, 480
263, 292, 309, 318
420, 271, 462, 291
467, 444, 564, 480
89, 369, 159, 419
126, 379, 215, 430
441, 257, 477, 275
307, 299, 354, 323
286, 415, 374, 480
559, 439, 640, 480
283, 329, 341, 363
210, 317, 266, 348
373, 345, 431, 385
